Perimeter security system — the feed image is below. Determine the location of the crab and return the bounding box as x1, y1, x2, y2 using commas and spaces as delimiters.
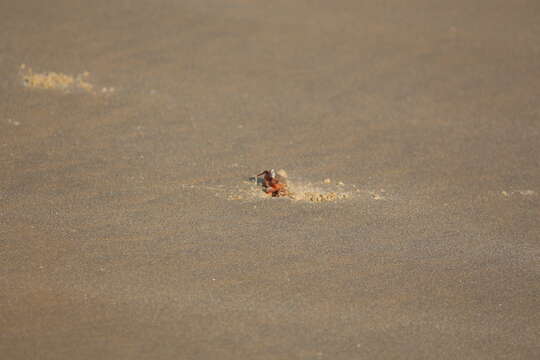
257, 169, 289, 197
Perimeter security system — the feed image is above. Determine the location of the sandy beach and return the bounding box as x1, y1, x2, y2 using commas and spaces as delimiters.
1, 0, 539, 358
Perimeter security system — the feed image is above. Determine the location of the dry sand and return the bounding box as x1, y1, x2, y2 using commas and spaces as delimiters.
1, 0, 539, 359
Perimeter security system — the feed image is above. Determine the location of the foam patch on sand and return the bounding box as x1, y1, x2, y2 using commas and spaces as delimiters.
19, 64, 94, 93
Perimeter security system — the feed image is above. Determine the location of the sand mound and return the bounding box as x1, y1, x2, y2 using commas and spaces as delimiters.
229, 172, 351, 203
285, 181, 349, 202
227, 184, 349, 203
180, 172, 354, 203
290, 191, 348, 202
19, 64, 94, 93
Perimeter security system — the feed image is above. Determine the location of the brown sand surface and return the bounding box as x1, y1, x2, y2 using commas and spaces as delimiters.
1, 0, 539, 358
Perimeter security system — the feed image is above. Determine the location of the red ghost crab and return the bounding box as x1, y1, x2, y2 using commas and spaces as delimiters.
256, 169, 289, 197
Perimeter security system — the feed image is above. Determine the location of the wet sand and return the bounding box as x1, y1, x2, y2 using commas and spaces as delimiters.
1, 0, 539, 358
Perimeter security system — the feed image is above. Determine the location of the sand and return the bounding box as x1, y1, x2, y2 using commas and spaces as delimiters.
1, 1, 539, 359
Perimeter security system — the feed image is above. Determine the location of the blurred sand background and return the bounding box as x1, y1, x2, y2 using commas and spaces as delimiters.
1, 0, 539, 359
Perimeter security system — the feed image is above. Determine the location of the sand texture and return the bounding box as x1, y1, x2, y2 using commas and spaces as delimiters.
1, 0, 539, 359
